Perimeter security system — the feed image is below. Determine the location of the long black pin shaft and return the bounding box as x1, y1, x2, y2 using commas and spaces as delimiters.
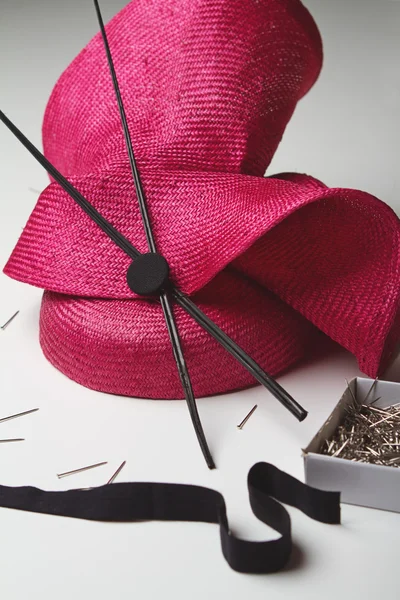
0, 111, 139, 261
0, 110, 307, 422
175, 290, 307, 421
93, 0, 215, 468
93, 0, 155, 253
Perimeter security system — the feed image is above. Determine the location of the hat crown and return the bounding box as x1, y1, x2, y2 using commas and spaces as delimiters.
43, 0, 322, 178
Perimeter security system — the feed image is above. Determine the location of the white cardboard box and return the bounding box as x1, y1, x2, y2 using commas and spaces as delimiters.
303, 377, 400, 513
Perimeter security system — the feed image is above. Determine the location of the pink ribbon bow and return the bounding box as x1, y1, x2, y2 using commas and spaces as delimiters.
4, 0, 400, 399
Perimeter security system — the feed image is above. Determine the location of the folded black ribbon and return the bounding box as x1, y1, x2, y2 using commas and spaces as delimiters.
0, 462, 340, 573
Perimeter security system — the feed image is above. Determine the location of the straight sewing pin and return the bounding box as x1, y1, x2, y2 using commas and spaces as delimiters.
57, 461, 108, 479
107, 460, 127, 484
0, 408, 39, 424
1, 310, 20, 330
237, 404, 258, 430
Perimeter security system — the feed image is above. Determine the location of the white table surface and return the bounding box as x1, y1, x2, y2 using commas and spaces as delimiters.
1, 1, 400, 598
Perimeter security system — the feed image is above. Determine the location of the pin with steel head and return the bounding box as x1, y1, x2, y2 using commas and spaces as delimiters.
1, 310, 19, 330
332, 439, 349, 457
57, 461, 108, 479
107, 460, 126, 484
237, 404, 258, 430
0, 438, 25, 443
0, 408, 39, 424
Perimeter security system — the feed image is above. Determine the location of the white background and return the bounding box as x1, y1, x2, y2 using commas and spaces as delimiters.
1, 1, 400, 598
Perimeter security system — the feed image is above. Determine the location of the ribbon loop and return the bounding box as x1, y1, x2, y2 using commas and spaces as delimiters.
0, 462, 340, 574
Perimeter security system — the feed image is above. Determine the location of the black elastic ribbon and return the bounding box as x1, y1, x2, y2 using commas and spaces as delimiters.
0, 462, 340, 573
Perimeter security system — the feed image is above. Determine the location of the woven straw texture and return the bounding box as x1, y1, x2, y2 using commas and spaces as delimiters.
4, 0, 400, 399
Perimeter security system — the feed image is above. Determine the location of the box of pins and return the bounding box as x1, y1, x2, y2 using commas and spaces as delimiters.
303, 377, 400, 513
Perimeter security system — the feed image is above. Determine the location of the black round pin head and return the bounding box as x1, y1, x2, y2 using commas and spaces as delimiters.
126, 253, 170, 296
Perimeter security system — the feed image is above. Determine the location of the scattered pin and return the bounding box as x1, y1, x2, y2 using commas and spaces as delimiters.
0, 408, 39, 424
28, 187, 41, 194
107, 460, 126, 484
1, 310, 20, 330
57, 461, 108, 479
0, 438, 25, 443
237, 404, 258, 430
367, 404, 387, 415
